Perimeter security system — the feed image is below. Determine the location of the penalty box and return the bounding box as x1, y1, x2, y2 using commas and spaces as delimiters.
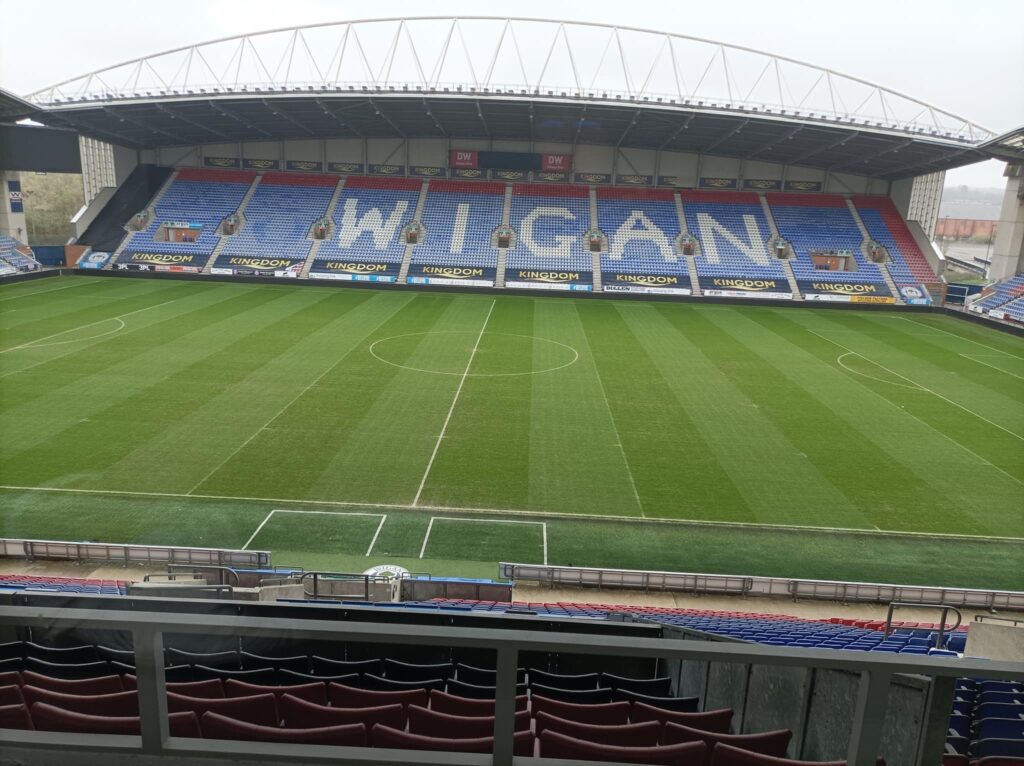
419, 517, 548, 565
243, 509, 387, 556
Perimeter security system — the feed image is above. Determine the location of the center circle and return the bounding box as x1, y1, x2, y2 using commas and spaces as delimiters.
368, 331, 579, 377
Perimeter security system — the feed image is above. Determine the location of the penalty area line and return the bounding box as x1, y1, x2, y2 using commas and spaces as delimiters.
420, 516, 548, 564
1, 484, 1020, 543
242, 508, 388, 556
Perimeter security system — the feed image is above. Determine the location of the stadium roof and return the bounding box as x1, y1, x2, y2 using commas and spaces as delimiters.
979, 125, 1024, 162
0, 87, 41, 122
14, 17, 1012, 180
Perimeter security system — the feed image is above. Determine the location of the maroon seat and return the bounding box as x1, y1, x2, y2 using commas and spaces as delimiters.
429, 689, 527, 715
165, 691, 279, 727
531, 695, 631, 725
370, 723, 533, 755
30, 702, 200, 737
0, 671, 22, 688
539, 729, 708, 765
710, 743, 888, 766
225, 679, 326, 705
535, 710, 661, 746
663, 722, 792, 761
20, 672, 123, 696
942, 757, 969, 766
201, 710, 366, 746
0, 703, 33, 730
21, 686, 139, 717
279, 693, 404, 730
631, 701, 734, 733
0, 684, 25, 706
407, 704, 531, 738
166, 679, 224, 698
328, 681, 427, 710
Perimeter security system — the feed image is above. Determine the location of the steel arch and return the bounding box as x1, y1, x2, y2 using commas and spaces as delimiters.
24, 16, 994, 143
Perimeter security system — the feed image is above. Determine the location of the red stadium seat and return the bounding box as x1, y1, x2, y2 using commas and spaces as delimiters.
0, 671, 21, 688
224, 679, 326, 705
200, 710, 366, 746
30, 702, 200, 737
328, 682, 427, 710
0, 703, 33, 730
631, 701, 734, 732
21, 686, 139, 717
663, 722, 792, 759
370, 723, 533, 755
20, 672, 123, 696
534, 710, 661, 746
539, 729, 707, 764
0, 684, 25, 706
279, 693, 404, 730
406, 704, 531, 738
165, 691, 279, 727
709, 743, 888, 766
428, 689, 527, 715
530, 695, 631, 725
166, 679, 224, 698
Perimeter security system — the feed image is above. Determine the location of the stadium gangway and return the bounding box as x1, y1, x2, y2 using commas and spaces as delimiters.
0, 537, 270, 569
499, 562, 1024, 611
2, 602, 1023, 766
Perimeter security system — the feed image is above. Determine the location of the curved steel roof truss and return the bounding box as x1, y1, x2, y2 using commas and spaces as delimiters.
26, 17, 992, 144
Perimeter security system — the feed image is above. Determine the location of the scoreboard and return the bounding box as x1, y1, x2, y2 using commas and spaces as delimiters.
450, 150, 571, 173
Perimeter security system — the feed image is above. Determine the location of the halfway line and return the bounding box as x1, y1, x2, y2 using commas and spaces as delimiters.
411, 299, 496, 507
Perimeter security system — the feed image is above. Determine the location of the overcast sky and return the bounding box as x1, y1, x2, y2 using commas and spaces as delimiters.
2, 0, 1020, 188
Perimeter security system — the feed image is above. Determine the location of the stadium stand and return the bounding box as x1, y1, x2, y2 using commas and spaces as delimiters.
505, 183, 593, 288
313, 176, 419, 269
970, 273, 1024, 314
120, 168, 255, 259
214, 173, 338, 270
852, 196, 938, 284
0, 575, 128, 596
680, 191, 789, 294
0, 235, 42, 275
597, 187, 685, 276
410, 180, 504, 269
766, 194, 886, 285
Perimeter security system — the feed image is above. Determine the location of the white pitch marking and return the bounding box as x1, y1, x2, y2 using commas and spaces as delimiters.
369, 330, 579, 377
3, 484, 1020, 542
0, 299, 178, 354
897, 316, 1024, 361
242, 510, 277, 550
835, 351, 921, 390
809, 329, 1024, 443
0, 278, 103, 303
419, 517, 436, 559
589, 346, 645, 518
242, 508, 387, 553
419, 516, 547, 564
412, 299, 496, 507
960, 353, 1024, 382
366, 514, 388, 557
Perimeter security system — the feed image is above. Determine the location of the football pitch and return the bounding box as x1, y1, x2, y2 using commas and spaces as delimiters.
1, 275, 1021, 590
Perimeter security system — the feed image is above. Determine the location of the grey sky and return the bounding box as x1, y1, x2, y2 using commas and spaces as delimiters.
2, 0, 1020, 187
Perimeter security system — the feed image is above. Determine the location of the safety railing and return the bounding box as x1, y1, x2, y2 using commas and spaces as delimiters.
500, 562, 1024, 610
0, 537, 270, 568
883, 602, 962, 644
1, 603, 1022, 766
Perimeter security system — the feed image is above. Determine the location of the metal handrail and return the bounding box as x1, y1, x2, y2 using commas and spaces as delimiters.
166, 564, 239, 588
974, 615, 1024, 627
0, 602, 1021, 766
884, 602, 963, 647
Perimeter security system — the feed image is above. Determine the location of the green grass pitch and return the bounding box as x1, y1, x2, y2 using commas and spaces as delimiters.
0, 275, 1021, 590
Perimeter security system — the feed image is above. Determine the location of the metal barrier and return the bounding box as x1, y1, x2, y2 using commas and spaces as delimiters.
1, 602, 1022, 766
0, 538, 270, 568
500, 562, 1024, 610
301, 572, 379, 600
883, 602, 962, 645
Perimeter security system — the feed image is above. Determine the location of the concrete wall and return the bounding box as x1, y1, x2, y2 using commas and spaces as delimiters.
660, 626, 938, 765
990, 163, 1024, 280
0, 170, 27, 242
137, 138, 889, 194
965, 620, 1024, 661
